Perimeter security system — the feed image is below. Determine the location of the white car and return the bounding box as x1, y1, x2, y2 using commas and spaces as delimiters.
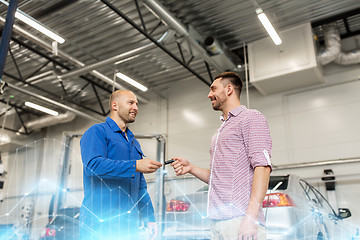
163, 174, 352, 240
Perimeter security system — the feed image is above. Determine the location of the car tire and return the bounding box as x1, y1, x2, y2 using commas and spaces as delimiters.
317, 223, 330, 240
317, 232, 324, 240
317, 229, 330, 240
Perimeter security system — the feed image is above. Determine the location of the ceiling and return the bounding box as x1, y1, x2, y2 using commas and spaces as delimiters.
0, 0, 360, 135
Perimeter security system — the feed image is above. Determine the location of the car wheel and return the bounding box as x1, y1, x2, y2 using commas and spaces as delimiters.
317, 232, 324, 240
317, 226, 330, 240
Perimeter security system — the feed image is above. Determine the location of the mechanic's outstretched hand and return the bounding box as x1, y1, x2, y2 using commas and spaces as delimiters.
136, 158, 162, 173
170, 157, 191, 176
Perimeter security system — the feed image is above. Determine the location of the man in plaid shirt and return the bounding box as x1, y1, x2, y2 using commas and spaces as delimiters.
172, 72, 272, 240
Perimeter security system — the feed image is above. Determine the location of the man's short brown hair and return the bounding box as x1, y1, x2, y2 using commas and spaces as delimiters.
214, 72, 243, 97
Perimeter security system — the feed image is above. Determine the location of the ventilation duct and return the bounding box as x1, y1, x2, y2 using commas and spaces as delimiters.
142, 0, 236, 73
204, 36, 224, 55
18, 111, 76, 133
317, 23, 341, 65
335, 47, 360, 65
317, 22, 360, 65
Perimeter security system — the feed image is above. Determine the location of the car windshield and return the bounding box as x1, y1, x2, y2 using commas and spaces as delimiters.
197, 186, 208, 192
268, 175, 289, 190
50, 208, 80, 224
299, 180, 337, 216
52, 215, 79, 225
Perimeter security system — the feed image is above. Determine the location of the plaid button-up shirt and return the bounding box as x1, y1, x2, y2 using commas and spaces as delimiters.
208, 105, 272, 225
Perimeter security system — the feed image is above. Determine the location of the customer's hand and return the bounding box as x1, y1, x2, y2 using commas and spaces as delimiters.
238, 215, 258, 240
171, 157, 191, 176
136, 159, 162, 173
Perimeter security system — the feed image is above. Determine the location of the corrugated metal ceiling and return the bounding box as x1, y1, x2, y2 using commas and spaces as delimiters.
0, 0, 360, 134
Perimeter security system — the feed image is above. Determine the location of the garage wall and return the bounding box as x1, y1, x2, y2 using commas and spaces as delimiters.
3, 62, 359, 237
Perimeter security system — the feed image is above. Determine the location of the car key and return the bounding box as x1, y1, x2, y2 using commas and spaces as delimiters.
164, 159, 175, 165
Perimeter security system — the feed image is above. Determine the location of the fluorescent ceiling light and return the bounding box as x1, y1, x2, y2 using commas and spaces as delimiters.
25, 102, 59, 116
0, 0, 65, 43
116, 72, 148, 92
256, 8, 282, 45
0, 134, 10, 145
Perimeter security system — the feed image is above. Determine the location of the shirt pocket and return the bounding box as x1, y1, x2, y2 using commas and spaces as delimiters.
132, 140, 146, 158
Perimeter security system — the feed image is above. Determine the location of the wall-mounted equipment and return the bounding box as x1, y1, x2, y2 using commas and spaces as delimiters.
248, 23, 324, 95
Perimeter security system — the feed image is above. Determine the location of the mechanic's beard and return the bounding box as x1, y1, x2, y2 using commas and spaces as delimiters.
127, 118, 135, 123
119, 112, 136, 124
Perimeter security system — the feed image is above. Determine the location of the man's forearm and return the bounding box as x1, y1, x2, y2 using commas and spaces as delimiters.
190, 164, 210, 184
246, 166, 271, 219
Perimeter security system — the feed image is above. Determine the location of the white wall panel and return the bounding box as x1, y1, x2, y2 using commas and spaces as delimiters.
131, 94, 167, 135
168, 104, 219, 135
285, 85, 360, 163
18, 62, 360, 234
286, 82, 360, 114
292, 141, 360, 164
165, 77, 221, 178
242, 90, 285, 118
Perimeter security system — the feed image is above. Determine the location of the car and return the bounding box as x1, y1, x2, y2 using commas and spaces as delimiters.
39, 206, 109, 240
39, 207, 101, 240
264, 175, 352, 240
163, 174, 352, 240
164, 185, 211, 239
39, 207, 80, 240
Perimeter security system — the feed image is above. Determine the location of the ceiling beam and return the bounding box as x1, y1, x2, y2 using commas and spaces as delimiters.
101, 0, 211, 87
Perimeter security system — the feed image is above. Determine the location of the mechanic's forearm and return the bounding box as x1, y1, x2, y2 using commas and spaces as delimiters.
190, 164, 210, 184
246, 166, 271, 219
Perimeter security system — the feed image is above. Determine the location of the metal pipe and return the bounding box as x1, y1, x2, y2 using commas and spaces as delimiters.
142, 0, 225, 73
155, 136, 166, 240
18, 111, 76, 133
57, 43, 155, 79
135, 134, 166, 239
0, 0, 18, 82
135, 134, 163, 139
56, 133, 82, 212
142, 0, 188, 36
273, 156, 360, 170
7, 82, 104, 123
304, 173, 360, 183
26, 70, 53, 83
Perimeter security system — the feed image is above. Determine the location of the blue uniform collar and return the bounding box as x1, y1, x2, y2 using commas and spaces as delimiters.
106, 117, 134, 138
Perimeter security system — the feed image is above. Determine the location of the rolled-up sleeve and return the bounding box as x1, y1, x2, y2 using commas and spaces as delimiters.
243, 110, 272, 170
